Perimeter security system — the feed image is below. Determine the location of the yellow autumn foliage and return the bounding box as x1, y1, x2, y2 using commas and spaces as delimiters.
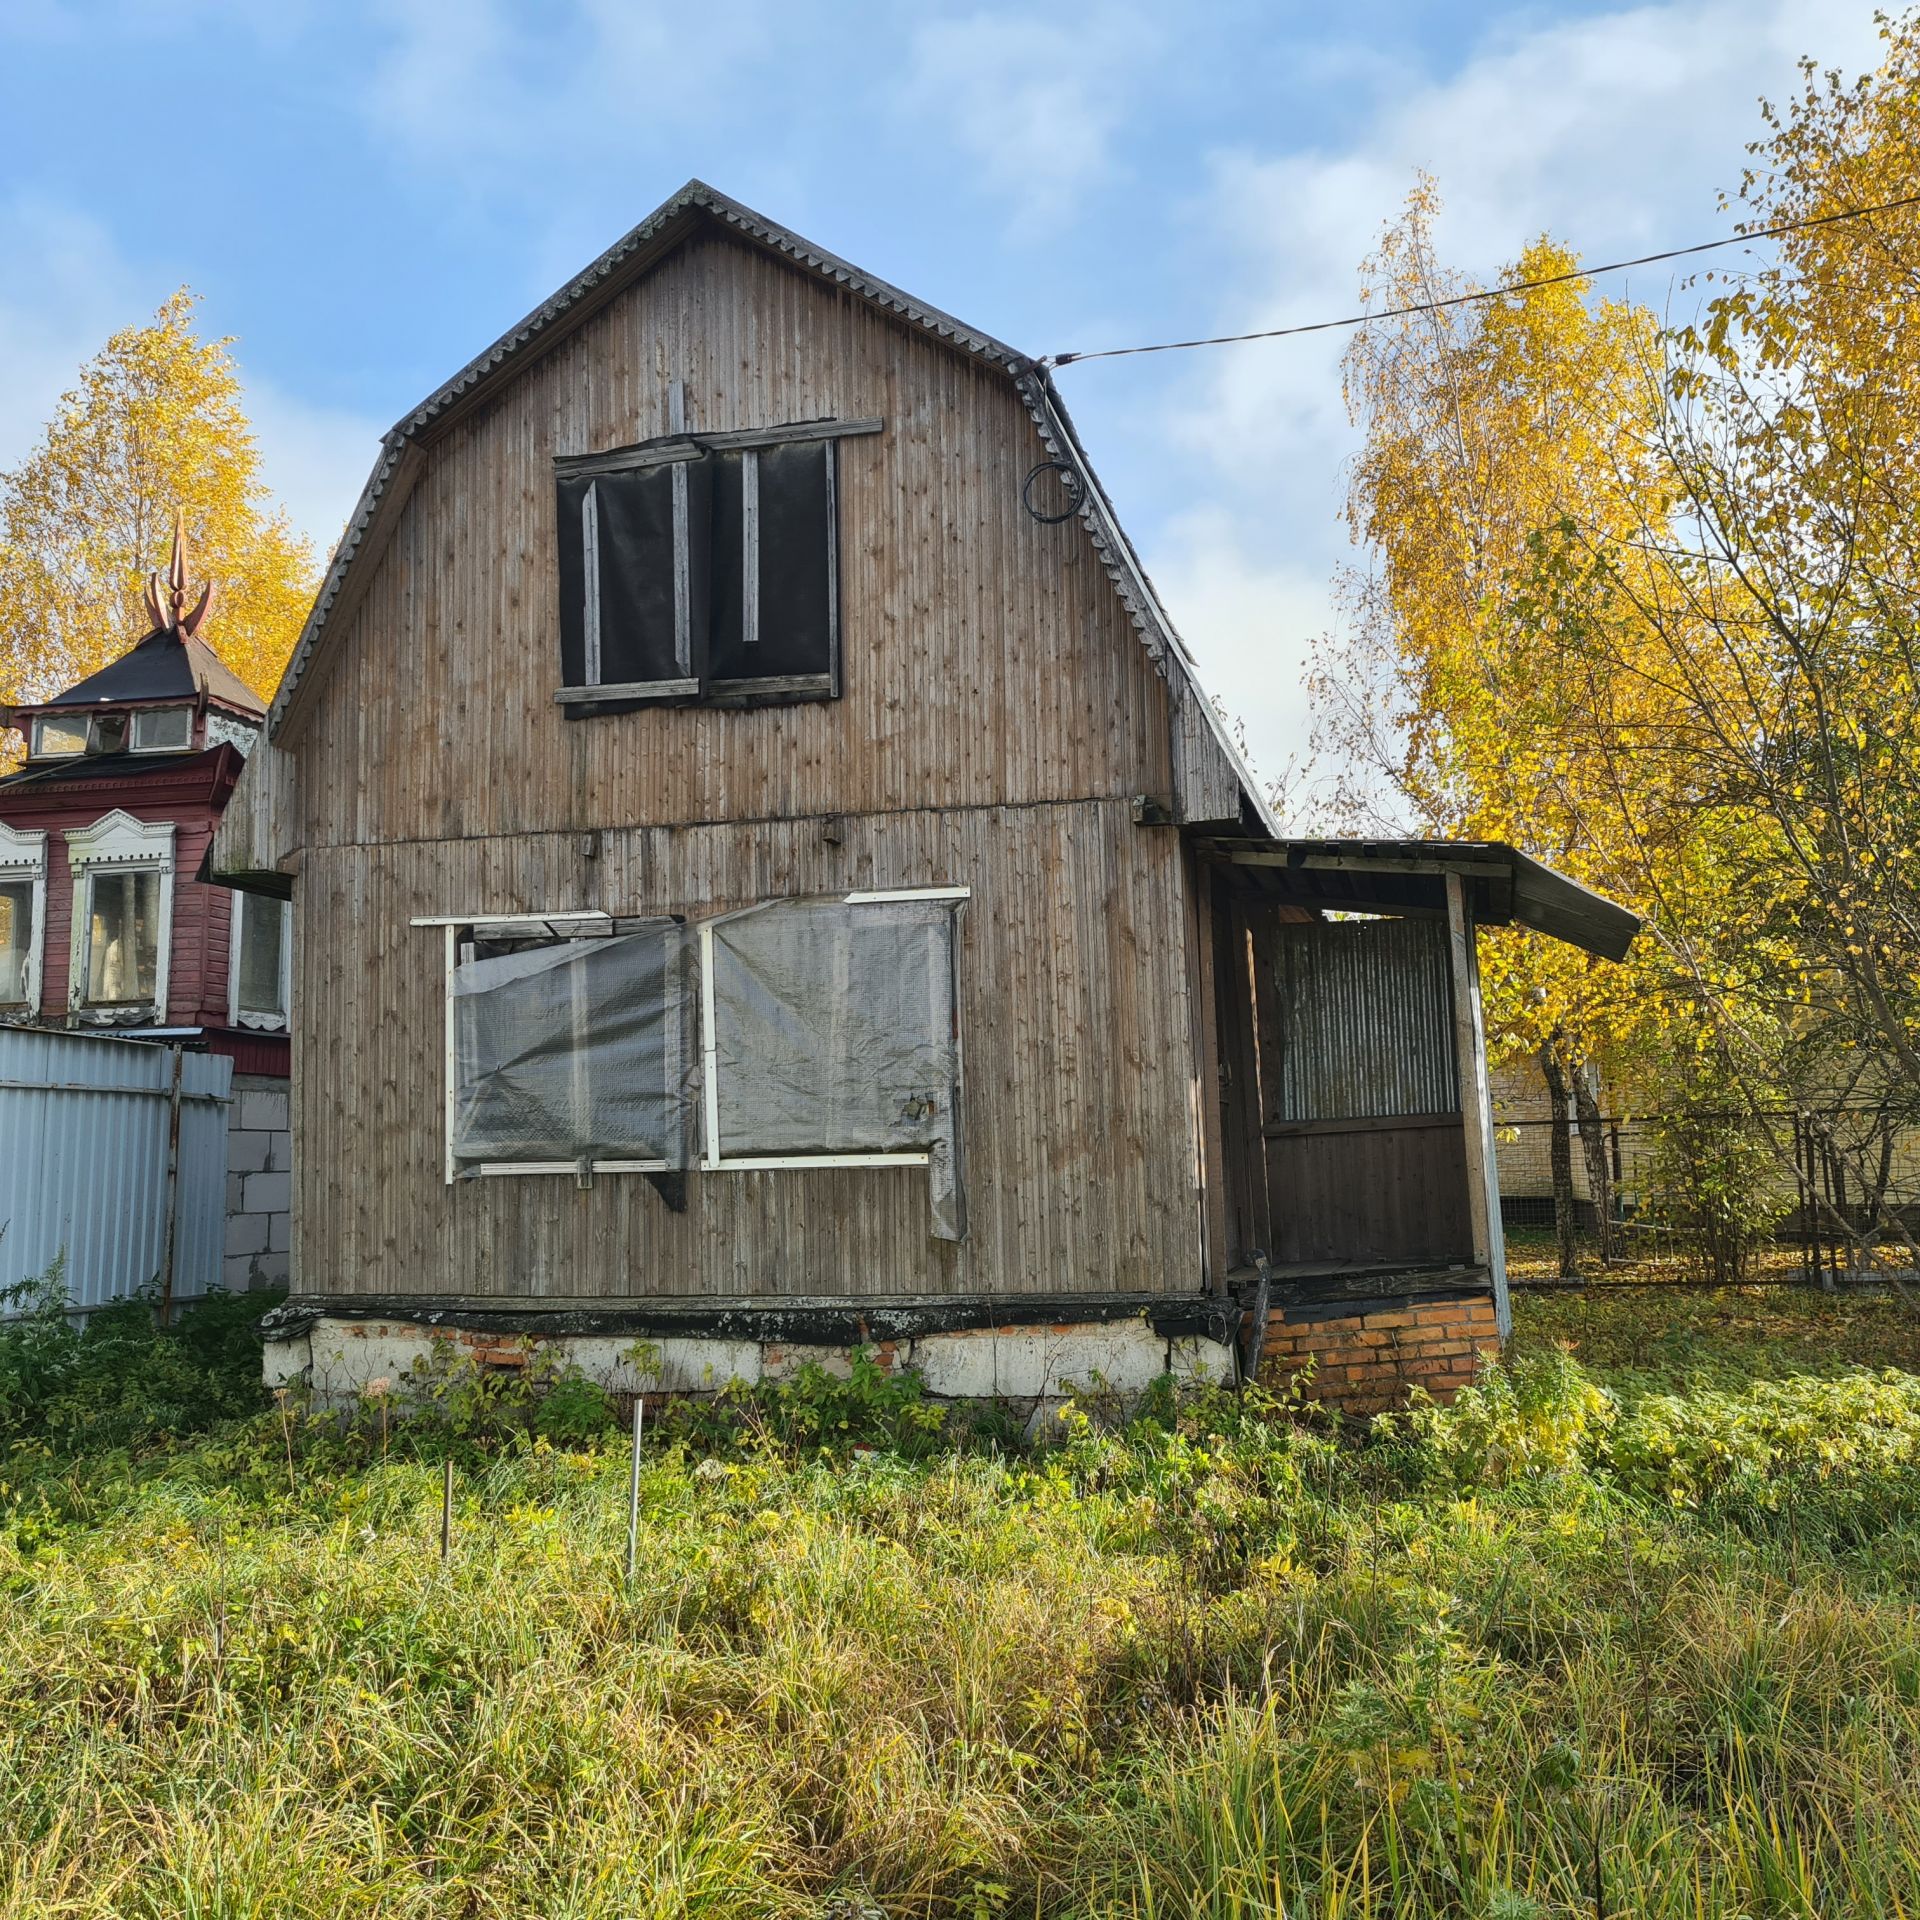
0, 288, 317, 712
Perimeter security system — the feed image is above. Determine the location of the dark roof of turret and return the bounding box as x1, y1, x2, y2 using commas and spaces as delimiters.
44, 626, 265, 716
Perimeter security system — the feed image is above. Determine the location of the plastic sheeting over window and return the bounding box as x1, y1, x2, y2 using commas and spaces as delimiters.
451, 921, 692, 1175
703, 897, 966, 1239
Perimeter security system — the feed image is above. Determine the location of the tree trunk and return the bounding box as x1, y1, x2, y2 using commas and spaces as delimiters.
1570, 1062, 1618, 1264
1540, 1046, 1579, 1280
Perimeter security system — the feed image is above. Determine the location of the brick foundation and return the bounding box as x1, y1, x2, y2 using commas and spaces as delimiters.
1259, 1295, 1501, 1416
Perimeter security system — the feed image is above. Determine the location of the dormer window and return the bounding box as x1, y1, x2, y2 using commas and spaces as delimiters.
131, 707, 193, 753
554, 418, 878, 714
31, 716, 87, 759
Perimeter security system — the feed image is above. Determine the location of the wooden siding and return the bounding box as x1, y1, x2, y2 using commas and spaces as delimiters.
279, 222, 1215, 1307
1170, 677, 1245, 827
294, 800, 1201, 1300
283, 230, 1175, 849
207, 743, 296, 885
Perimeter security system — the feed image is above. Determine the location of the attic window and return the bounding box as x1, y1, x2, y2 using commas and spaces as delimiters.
31, 716, 87, 759
131, 707, 193, 753
553, 419, 879, 713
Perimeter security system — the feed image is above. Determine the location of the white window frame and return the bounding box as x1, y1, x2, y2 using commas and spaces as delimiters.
129, 706, 194, 754
0, 823, 48, 1016
416, 911, 676, 1185
228, 892, 292, 1031
30, 714, 88, 760
64, 811, 174, 1023
699, 886, 969, 1173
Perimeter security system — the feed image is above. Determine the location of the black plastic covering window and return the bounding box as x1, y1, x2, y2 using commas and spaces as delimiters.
556, 437, 836, 703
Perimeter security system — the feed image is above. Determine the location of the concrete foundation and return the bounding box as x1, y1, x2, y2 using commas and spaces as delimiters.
265, 1311, 1238, 1408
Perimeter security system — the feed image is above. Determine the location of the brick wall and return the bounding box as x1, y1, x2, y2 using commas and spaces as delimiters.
225, 1072, 291, 1289
1260, 1295, 1501, 1416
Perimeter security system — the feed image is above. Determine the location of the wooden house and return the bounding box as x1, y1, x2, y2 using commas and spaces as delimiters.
1, 525, 295, 1300
214, 182, 1636, 1410
1, 524, 290, 1076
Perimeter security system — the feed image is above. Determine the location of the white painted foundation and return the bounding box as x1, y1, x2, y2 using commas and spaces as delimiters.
266, 1315, 1237, 1407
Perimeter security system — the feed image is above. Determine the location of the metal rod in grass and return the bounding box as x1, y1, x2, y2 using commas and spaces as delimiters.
625, 1394, 645, 1586
440, 1457, 454, 1565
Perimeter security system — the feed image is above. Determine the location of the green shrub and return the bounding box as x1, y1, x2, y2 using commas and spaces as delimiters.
1612, 1366, 1920, 1519
1381, 1345, 1617, 1488
1643, 1108, 1782, 1284
0, 1257, 276, 1453
657, 1344, 950, 1458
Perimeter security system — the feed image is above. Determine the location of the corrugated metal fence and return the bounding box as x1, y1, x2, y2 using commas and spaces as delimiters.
0, 1028, 232, 1314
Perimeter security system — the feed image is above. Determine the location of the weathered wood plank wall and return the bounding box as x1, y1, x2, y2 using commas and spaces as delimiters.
298, 801, 1197, 1299
284, 223, 1209, 1304
285, 231, 1173, 844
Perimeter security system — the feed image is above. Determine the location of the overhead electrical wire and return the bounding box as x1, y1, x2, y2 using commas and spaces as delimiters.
1039, 189, 1920, 370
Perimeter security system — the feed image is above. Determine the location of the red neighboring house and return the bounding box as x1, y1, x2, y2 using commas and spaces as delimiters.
0, 527, 289, 1077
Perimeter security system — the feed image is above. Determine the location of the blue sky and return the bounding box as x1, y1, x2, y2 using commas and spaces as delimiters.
0, 0, 1886, 794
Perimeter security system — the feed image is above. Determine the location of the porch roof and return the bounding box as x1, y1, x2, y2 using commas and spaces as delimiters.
1194, 835, 1640, 963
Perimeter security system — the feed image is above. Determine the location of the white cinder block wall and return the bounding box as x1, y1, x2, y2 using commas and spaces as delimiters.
225, 1073, 291, 1290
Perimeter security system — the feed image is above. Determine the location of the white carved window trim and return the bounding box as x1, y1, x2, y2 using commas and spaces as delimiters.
0, 823, 48, 1017
64, 811, 175, 1024
228, 892, 291, 1032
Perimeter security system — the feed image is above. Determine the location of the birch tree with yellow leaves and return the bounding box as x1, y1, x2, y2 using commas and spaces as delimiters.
0, 289, 316, 713
1326, 10, 1920, 1273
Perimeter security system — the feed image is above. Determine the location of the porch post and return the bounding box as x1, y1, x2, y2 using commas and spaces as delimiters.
1446, 873, 1510, 1338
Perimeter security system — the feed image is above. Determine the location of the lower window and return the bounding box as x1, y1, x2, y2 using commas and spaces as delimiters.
82, 869, 163, 1009
0, 875, 38, 1011
231, 894, 291, 1030
447, 916, 692, 1178
425, 890, 968, 1239
700, 890, 967, 1239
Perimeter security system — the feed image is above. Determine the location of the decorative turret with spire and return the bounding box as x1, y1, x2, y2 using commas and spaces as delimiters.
1, 508, 263, 770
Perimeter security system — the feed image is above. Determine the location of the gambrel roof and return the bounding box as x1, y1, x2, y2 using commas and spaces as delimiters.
268, 179, 1276, 832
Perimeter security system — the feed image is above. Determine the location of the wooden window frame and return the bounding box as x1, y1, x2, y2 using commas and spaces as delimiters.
129, 706, 194, 754
0, 823, 48, 1016
553, 417, 876, 712
418, 911, 675, 1185
699, 886, 969, 1174
64, 811, 175, 1023
29, 714, 88, 760
228, 892, 292, 1032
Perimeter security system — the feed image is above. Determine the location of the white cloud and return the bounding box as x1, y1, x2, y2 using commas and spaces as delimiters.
362, 0, 785, 174
246, 385, 383, 561
1134, 0, 1887, 794
0, 198, 147, 469
897, 8, 1157, 226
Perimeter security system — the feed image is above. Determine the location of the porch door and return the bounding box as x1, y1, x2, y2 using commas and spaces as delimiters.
1252, 915, 1473, 1269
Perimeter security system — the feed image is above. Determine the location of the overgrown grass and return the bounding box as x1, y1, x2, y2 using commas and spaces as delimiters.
1, 1284, 1918, 1915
